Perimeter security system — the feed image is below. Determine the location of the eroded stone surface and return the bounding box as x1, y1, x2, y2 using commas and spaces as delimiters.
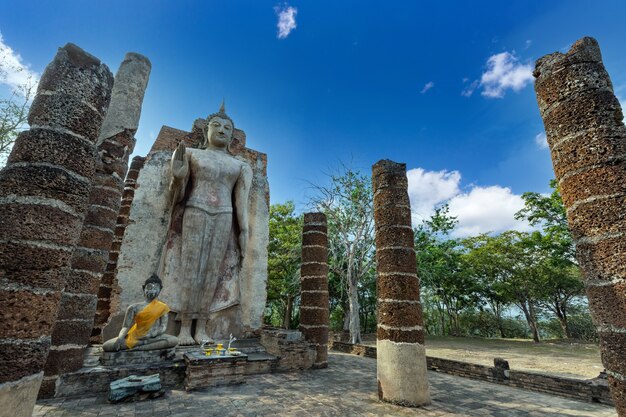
534, 36, 626, 416
300, 212, 330, 368
42, 52, 151, 398
372, 159, 429, 406
0, 42, 113, 415
98, 53, 152, 142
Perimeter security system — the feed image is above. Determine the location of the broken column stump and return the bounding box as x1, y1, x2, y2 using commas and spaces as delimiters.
372, 159, 430, 407
108, 374, 162, 403
299, 212, 330, 369
0, 44, 113, 417
534, 37, 626, 416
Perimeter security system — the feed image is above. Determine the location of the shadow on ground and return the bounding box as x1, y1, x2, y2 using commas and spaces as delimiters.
35, 352, 616, 417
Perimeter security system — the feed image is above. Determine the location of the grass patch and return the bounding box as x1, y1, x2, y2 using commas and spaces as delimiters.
363, 335, 603, 379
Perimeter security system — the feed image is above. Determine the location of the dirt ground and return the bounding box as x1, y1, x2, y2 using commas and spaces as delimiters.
361, 335, 604, 379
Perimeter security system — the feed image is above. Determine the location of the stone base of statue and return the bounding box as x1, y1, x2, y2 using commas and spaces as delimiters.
51, 334, 316, 398
101, 347, 176, 366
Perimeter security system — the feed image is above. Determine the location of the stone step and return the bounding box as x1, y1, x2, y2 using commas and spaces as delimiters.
246, 352, 278, 362
231, 338, 267, 354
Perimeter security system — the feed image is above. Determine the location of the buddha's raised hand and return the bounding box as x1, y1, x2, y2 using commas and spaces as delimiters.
171, 141, 188, 179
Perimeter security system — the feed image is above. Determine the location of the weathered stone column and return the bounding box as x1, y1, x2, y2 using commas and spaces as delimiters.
91, 155, 146, 342
0, 44, 113, 416
299, 212, 330, 369
534, 37, 626, 415
372, 159, 430, 407
40, 53, 151, 397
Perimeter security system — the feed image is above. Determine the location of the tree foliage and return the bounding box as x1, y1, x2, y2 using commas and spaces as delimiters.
416, 180, 585, 342
309, 167, 375, 343
515, 180, 584, 338
416, 205, 478, 336
0, 49, 36, 164
266, 202, 302, 328
266, 176, 592, 343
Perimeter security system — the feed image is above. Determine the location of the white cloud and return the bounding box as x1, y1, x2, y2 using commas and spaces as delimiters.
620, 99, 625, 122
463, 51, 534, 98
447, 186, 533, 237
407, 168, 461, 223
534, 132, 548, 149
480, 52, 533, 98
525, 40, 532, 49
461, 79, 479, 97
0, 32, 39, 96
420, 81, 434, 94
407, 167, 533, 237
275, 4, 297, 39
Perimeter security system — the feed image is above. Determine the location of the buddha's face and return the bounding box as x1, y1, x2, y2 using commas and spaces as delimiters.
143, 282, 161, 301
206, 116, 233, 148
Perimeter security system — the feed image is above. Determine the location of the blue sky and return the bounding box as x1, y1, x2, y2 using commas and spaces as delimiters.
1, 1, 625, 236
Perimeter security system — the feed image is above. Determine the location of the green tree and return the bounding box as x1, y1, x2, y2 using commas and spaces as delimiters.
461, 234, 515, 338
0, 48, 36, 163
309, 167, 375, 344
535, 256, 584, 338
416, 205, 478, 336
494, 231, 544, 342
266, 202, 302, 328
515, 180, 584, 338
515, 179, 570, 240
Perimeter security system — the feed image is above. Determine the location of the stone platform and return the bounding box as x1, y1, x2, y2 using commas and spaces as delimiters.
50, 340, 276, 398
35, 352, 617, 416
49, 332, 315, 398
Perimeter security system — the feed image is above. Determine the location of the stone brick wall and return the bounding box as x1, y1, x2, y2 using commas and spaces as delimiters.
91, 155, 146, 342
149, 123, 247, 154
534, 37, 626, 415
329, 341, 613, 406
371, 159, 430, 406
0, 44, 113, 416
299, 212, 330, 369
260, 328, 316, 371
184, 353, 247, 391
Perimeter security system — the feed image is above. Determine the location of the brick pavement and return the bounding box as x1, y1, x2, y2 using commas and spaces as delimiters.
34, 352, 616, 416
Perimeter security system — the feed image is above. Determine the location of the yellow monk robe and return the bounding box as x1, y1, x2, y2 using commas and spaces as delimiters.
125, 299, 170, 349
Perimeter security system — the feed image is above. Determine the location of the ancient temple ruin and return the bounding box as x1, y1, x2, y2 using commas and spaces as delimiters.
0, 42, 321, 417
3, 33, 626, 417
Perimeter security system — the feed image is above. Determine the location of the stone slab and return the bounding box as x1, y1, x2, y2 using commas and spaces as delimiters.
108, 373, 161, 403
101, 347, 176, 366
0, 372, 43, 417
183, 351, 248, 365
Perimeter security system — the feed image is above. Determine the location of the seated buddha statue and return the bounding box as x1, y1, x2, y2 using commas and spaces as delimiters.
103, 274, 178, 351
